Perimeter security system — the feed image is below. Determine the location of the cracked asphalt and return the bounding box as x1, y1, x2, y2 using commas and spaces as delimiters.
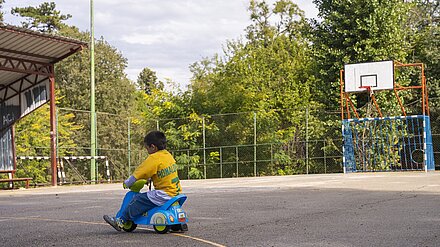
1, 172, 439, 246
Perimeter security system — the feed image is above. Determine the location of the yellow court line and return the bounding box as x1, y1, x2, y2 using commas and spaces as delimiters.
170, 232, 227, 247
0, 216, 226, 247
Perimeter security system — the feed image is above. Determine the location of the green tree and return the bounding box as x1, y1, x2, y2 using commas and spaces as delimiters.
190, 0, 314, 142
11, 2, 71, 33
137, 67, 162, 94
187, 0, 320, 175
134, 78, 211, 178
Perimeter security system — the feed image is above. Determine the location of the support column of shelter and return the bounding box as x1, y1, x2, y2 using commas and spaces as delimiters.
49, 66, 57, 186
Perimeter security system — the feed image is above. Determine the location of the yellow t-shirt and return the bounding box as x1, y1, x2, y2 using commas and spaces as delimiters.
132, 150, 181, 197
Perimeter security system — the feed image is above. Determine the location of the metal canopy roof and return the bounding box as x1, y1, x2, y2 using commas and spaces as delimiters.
0, 24, 87, 104
0, 25, 87, 185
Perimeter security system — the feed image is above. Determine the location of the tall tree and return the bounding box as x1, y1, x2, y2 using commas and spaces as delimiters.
187, 1, 321, 175
190, 0, 314, 143
11, 2, 71, 33
137, 67, 161, 94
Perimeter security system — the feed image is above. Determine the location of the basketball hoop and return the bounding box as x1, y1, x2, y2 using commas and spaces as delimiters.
359, 86, 374, 96
358, 85, 382, 117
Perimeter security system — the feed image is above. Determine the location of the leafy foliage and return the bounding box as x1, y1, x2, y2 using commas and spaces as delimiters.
14, 103, 82, 183
11, 2, 71, 33
191, 1, 313, 133
137, 67, 162, 94
186, 0, 324, 175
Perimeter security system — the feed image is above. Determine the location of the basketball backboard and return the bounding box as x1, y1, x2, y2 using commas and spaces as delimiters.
344, 60, 394, 93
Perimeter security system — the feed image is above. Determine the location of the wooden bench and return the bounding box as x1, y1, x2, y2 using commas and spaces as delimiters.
0, 177, 33, 189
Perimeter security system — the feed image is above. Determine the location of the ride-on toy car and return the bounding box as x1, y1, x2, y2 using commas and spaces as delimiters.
116, 179, 188, 234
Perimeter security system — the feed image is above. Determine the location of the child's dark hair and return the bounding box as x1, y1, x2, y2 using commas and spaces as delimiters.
144, 131, 167, 150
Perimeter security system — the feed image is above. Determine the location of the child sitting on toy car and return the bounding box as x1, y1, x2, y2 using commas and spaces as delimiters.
103, 130, 182, 231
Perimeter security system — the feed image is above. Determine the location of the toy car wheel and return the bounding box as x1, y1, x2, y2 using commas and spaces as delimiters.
153, 225, 170, 234
170, 225, 181, 232
181, 223, 188, 231
170, 224, 188, 232
122, 221, 137, 232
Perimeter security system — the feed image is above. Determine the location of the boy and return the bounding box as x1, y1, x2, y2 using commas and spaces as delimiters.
103, 130, 182, 231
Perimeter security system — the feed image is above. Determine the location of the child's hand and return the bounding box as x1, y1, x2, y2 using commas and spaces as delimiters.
129, 179, 147, 192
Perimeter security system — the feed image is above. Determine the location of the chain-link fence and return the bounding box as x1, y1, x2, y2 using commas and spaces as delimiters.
433, 134, 440, 170
14, 107, 440, 185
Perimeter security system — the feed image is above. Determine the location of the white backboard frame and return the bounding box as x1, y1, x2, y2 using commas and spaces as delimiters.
344, 60, 394, 93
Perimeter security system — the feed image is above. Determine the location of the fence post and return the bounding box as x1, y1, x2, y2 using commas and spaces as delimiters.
127, 117, 131, 175
270, 143, 273, 164
236, 146, 239, 178
203, 116, 206, 179
95, 112, 98, 182
220, 147, 223, 179
254, 112, 257, 177
306, 107, 309, 174
187, 150, 190, 180
324, 139, 327, 173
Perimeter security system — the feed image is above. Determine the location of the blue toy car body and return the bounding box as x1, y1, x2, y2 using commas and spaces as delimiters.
116, 180, 188, 234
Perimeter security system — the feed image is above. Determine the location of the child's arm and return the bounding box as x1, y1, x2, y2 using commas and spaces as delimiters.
123, 156, 157, 188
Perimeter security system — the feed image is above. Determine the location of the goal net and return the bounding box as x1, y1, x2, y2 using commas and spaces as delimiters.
342, 115, 434, 172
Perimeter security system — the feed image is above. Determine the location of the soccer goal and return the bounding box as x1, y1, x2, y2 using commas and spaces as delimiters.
340, 61, 434, 173
342, 115, 434, 172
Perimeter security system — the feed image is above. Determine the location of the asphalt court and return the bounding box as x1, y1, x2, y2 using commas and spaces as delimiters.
1, 172, 439, 246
